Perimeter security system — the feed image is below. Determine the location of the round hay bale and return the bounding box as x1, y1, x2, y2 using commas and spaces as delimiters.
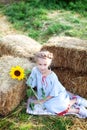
0, 55, 35, 116
0, 34, 42, 62
41, 36, 87, 73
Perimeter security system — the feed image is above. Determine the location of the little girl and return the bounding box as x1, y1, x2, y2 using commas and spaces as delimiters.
26, 50, 87, 118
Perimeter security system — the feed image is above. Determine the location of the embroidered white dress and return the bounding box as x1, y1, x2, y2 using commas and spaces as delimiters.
26, 67, 70, 114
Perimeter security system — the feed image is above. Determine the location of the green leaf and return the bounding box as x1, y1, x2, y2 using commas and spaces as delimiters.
26, 89, 34, 97
41, 88, 45, 99
29, 102, 35, 110
25, 69, 31, 76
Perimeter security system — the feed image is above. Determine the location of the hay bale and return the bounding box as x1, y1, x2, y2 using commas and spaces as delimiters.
53, 68, 87, 98
0, 55, 35, 116
0, 34, 42, 62
41, 36, 87, 73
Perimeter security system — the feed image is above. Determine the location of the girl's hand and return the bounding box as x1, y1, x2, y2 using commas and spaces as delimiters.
33, 99, 45, 104
32, 100, 41, 104
32, 95, 53, 104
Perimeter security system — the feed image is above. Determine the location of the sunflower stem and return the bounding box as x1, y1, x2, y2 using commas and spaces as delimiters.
29, 85, 38, 99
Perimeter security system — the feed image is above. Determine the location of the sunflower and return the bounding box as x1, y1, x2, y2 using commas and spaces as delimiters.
9, 66, 25, 80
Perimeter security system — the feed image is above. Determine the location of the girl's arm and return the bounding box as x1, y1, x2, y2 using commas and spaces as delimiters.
34, 96, 53, 104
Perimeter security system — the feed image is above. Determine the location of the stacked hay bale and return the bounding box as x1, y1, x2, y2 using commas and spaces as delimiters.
41, 36, 87, 98
0, 56, 35, 116
0, 34, 42, 62
0, 34, 41, 115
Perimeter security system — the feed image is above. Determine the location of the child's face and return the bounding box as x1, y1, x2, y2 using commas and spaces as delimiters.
36, 57, 51, 74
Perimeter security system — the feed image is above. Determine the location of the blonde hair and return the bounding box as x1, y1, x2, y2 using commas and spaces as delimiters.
35, 50, 53, 60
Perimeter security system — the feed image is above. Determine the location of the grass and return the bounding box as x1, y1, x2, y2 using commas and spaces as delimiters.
0, 0, 87, 43
47, 10, 87, 40
0, 102, 73, 130
0, 1, 87, 130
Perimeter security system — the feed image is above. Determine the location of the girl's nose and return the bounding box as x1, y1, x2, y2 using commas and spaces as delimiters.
41, 65, 45, 69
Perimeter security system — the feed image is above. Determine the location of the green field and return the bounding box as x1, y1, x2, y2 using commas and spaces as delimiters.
0, 0, 87, 44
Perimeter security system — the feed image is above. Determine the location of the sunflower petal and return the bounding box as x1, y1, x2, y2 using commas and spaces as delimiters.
9, 66, 25, 80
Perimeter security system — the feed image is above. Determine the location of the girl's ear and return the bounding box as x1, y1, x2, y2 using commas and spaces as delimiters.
48, 59, 53, 70
48, 65, 51, 70
48, 62, 54, 70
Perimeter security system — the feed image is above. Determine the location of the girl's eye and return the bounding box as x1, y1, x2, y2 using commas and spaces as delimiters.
44, 64, 47, 66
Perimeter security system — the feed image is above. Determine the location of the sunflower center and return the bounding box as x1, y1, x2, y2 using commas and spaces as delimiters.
14, 70, 21, 76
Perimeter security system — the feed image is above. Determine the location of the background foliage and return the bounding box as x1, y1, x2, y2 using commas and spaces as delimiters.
0, 0, 86, 43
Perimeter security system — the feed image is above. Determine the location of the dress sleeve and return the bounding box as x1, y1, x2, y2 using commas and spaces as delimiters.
49, 73, 65, 97
26, 67, 37, 88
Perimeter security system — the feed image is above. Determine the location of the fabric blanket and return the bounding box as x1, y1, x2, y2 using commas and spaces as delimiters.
26, 98, 86, 118
26, 98, 55, 115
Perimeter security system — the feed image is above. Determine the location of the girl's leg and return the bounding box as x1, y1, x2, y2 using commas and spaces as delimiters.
67, 91, 87, 107
67, 105, 87, 118
68, 107, 79, 114
76, 95, 87, 107
69, 98, 77, 107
